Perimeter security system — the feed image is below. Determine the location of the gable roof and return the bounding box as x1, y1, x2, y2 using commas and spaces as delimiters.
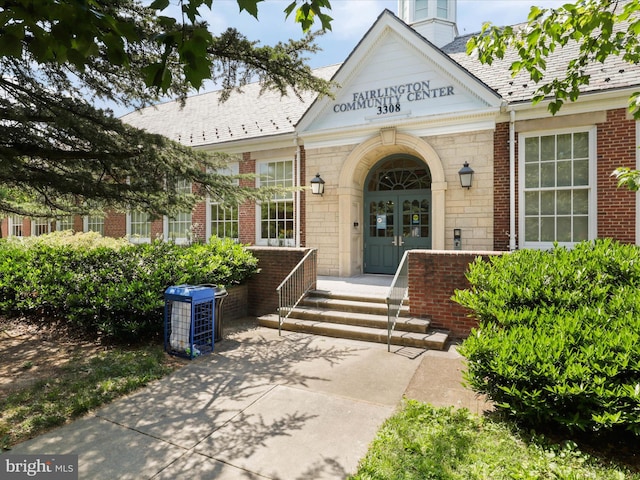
296, 9, 502, 134
122, 7, 640, 148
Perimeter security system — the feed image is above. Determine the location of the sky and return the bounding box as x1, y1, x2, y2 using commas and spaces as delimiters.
113, 0, 567, 116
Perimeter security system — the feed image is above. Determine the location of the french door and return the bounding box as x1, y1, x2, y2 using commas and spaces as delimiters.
364, 191, 431, 274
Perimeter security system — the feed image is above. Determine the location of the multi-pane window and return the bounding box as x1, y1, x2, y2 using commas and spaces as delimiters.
209, 162, 239, 241
211, 205, 238, 240
86, 216, 104, 235
258, 160, 294, 245
437, 0, 448, 18
130, 211, 151, 240
56, 216, 74, 232
10, 215, 23, 237
33, 218, 52, 236
521, 129, 593, 248
167, 179, 192, 242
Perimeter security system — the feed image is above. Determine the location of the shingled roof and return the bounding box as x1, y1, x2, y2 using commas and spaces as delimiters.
123, 9, 640, 147
121, 65, 339, 147
442, 18, 640, 104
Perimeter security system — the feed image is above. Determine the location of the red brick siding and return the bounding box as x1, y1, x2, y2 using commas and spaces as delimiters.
221, 284, 248, 320
192, 201, 207, 242
239, 152, 256, 245
493, 122, 511, 251
104, 211, 126, 238
151, 219, 164, 240
596, 108, 636, 243
245, 247, 312, 316
408, 250, 502, 338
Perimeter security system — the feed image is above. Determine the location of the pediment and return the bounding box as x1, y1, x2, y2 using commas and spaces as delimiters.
297, 10, 502, 135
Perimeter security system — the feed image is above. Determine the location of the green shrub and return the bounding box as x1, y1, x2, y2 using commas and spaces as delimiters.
454, 239, 640, 434
0, 232, 259, 340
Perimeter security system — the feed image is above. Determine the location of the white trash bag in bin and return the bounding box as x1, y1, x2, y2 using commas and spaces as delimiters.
169, 300, 191, 352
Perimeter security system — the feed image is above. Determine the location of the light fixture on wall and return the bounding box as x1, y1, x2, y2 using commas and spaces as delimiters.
310, 173, 325, 196
458, 162, 474, 189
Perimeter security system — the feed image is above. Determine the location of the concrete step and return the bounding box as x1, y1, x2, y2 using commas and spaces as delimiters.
258, 314, 448, 350
307, 289, 390, 304
301, 295, 410, 317
284, 306, 429, 333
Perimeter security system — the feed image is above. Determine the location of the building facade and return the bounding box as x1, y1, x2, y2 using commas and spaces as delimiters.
5, 0, 638, 278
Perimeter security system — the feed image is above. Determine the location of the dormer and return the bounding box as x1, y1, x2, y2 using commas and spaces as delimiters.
397, 0, 458, 47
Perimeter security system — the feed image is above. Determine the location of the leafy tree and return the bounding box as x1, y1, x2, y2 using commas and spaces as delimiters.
0, 0, 335, 220
466, 0, 640, 190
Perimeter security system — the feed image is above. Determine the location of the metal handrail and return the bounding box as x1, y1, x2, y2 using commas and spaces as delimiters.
386, 250, 410, 352
276, 248, 317, 335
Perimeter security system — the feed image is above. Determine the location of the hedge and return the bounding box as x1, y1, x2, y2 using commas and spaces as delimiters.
454, 239, 640, 435
0, 232, 258, 340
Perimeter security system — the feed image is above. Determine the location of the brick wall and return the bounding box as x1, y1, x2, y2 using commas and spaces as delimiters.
597, 108, 636, 243
239, 152, 256, 245
192, 201, 207, 242
493, 122, 511, 251
221, 284, 248, 320
408, 250, 502, 338
245, 247, 312, 316
104, 211, 126, 238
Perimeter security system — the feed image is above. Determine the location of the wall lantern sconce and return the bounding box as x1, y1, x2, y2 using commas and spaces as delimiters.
310, 173, 325, 196
458, 162, 474, 189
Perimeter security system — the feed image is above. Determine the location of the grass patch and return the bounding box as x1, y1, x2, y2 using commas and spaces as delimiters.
350, 400, 639, 480
0, 344, 180, 451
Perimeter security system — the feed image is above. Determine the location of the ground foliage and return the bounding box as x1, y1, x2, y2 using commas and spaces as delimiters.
0, 314, 183, 451
0, 231, 258, 340
454, 239, 640, 435
351, 400, 638, 479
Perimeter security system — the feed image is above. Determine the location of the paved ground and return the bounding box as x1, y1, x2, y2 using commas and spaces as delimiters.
9, 321, 490, 480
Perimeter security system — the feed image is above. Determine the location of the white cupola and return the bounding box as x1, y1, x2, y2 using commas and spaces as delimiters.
397, 0, 458, 48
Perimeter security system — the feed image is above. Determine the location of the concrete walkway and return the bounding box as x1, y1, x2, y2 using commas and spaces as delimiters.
9, 307, 490, 480
10, 324, 490, 479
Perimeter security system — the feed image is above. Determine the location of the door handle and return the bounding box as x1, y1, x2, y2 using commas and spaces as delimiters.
391, 235, 404, 247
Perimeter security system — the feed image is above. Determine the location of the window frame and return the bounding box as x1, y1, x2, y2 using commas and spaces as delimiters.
206, 161, 239, 242
84, 216, 105, 236
256, 159, 295, 247
164, 179, 193, 245
56, 216, 74, 232
127, 210, 152, 244
9, 215, 23, 237
518, 126, 597, 250
32, 218, 52, 236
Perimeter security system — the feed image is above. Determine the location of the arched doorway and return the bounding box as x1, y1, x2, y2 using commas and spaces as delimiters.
364, 155, 432, 274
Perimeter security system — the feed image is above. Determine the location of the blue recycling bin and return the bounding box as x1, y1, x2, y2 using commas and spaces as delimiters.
164, 285, 215, 359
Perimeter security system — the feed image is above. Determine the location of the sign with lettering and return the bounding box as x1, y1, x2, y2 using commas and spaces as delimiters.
332, 80, 454, 115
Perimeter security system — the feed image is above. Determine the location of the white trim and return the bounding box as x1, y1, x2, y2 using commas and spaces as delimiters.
301, 110, 499, 150
8, 215, 23, 237
296, 11, 501, 134
518, 126, 597, 249
255, 158, 296, 247
31, 218, 52, 236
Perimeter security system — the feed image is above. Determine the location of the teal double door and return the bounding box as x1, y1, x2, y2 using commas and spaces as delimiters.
364, 190, 432, 274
